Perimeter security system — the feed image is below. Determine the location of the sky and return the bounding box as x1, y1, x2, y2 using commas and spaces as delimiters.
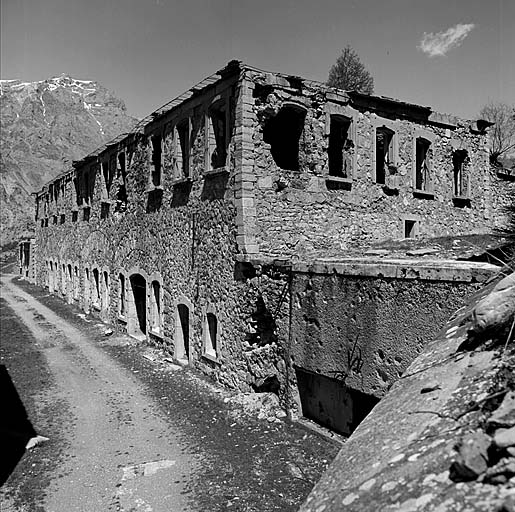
1, 0, 514, 120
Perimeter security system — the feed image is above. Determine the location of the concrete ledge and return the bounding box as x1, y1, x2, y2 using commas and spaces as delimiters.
235, 254, 500, 283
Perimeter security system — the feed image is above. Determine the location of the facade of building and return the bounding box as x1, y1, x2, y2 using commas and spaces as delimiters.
30, 61, 513, 431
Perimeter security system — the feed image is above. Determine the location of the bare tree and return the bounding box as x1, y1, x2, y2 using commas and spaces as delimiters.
327, 45, 374, 94
479, 102, 515, 166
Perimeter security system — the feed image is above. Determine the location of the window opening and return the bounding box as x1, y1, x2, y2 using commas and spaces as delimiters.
176, 304, 190, 362
208, 102, 228, 169
415, 138, 431, 191
84, 268, 90, 310
67, 264, 72, 296
74, 266, 79, 300
119, 273, 126, 316
93, 268, 100, 307
328, 115, 353, 178
263, 105, 306, 171
83, 207, 90, 222
404, 219, 418, 239
103, 271, 109, 311
151, 134, 162, 187
115, 152, 128, 211
204, 312, 218, 358
101, 202, 110, 219
453, 150, 468, 197
60, 214, 65, 224
72, 211, 78, 222
376, 127, 395, 184
176, 120, 189, 178
151, 280, 161, 333
129, 274, 147, 337
61, 264, 66, 295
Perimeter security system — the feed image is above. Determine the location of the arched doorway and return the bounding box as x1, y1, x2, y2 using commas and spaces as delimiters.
176, 303, 190, 363
128, 273, 147, 339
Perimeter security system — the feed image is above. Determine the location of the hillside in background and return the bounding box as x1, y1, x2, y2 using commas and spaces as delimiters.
0, 75, 137, 247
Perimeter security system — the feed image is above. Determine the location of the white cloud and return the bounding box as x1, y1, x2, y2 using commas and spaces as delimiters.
418, 23, 476, 57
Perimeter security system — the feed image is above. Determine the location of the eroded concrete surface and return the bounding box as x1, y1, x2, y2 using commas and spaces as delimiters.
301, 272, 515, 511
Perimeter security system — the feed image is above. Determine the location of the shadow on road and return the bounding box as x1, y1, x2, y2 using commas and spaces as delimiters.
0, 364, 37, 486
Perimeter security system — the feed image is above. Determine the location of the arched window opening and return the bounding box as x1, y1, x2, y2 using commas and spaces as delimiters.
204, 312, 218, 358
128, 273, 147, 339
103, 271, 110, 311
151, 280, 161, 333
119, 273, 126, 317
73, 266, 79, 300
92, 268, 100, 308
176, 303, 190, 362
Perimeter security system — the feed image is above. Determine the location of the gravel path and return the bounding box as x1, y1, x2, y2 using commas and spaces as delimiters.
1, 270, 339, 511
1, 272, 197, 512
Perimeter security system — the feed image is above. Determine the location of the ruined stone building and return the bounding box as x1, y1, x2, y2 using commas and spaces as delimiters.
29, 61, 514, 435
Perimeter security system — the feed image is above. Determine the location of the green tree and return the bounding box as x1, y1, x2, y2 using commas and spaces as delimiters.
327, 45, 374, 94
479, 102, 515, 166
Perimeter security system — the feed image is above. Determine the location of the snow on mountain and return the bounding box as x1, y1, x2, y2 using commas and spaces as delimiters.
0, 74, 137, 247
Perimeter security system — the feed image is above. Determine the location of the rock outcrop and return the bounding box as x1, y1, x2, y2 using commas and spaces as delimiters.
0, 75, 137, 247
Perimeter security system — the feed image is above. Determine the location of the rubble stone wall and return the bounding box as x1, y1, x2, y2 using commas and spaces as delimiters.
33, 74, 292, 399
242, 70, 498, 259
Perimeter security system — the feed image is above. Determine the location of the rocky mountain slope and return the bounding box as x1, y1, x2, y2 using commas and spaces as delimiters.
0, 75, 137, 247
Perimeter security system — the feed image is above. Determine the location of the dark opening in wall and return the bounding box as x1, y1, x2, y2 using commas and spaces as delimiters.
103, 271, 109, 310
204, 312, 218, 358
251, 375, 280, 394
328, 115, 353, 178
208, 101, 228, 169
101, 202, 110, 219
376, 127, 394, 184
415, 137, 431, 192
404, 219, 418, 238
93, 268, 100, 306
71, 211, 78, 223
60, 214, 65, 225
453, 149, 468, 197
102, 160, 114, 197
263, 105, 306, 172
176, 120, 190, 178
151, 280, 161, 333
247, 296, 278, 347
130, 274, 147, 336
52, 215, 57, 225
151, 134, 162, 187
119, 273, 126, 316
73, 266, 79, 300
83, 207, 90, 222
295, 367, 379, 436
176, 304, 190, 362
115, 152, 128, 212
146, 188, 163, 213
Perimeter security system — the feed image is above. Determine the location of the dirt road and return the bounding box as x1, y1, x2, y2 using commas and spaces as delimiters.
1, 272, 197, 512
1, 270, 338, 511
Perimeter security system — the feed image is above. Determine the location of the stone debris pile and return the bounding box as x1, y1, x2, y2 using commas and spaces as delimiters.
451, 391, 515, 485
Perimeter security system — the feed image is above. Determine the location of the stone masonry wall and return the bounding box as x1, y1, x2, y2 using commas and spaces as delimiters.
33, 72, 291, 400
241, 70, 499, 260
